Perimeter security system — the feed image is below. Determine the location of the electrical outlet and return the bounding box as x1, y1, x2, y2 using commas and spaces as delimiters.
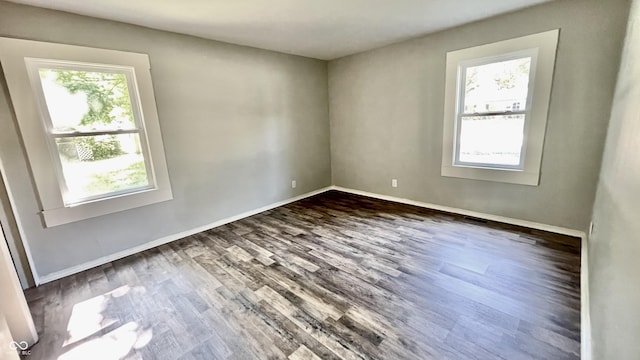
291, 180, 297, 189
391, 179, 398, 188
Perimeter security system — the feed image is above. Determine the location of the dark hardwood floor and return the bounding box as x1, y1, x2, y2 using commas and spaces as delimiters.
23, 190, 581, 360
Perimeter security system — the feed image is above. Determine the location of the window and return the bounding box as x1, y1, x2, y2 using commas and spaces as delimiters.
25, 60, 154, 205
0, 38, 172, 227
456, 52, 534, 169
441, 30, 559, 186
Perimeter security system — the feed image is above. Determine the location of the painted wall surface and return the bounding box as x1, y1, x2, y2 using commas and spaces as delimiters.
0, 1, 331, 279
0, 172, 32, 288
0, 314, 21, 360
0, 225, 37, 349
589, 0, 640, 358
328, 0, 630, 230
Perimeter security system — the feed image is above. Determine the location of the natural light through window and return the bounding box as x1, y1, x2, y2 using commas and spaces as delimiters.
0, 37, 173, 226
441, 30, 559, 186
456, 55, 533, 168
33, 64, 153, 205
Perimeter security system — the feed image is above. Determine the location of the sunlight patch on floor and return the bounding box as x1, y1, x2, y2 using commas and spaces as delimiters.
63, 285, 133, 346
58, 321, 152, 360
59, 285, 152, 359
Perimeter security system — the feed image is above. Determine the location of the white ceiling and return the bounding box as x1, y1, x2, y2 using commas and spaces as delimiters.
8, 0, 554, 60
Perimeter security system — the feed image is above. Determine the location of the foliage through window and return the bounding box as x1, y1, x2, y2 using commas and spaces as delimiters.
29, 63, 154, 205
0, 37, 172, 227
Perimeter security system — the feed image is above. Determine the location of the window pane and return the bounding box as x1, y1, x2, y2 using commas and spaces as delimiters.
458, 115, 525, 167
463, 57, 531, 114
38, 69, 137, 132
55, 133, 150, 203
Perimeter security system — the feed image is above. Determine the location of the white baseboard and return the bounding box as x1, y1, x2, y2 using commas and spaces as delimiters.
581, 234, 592, 360
37, 187, 332, 284
331, 186, 585, 238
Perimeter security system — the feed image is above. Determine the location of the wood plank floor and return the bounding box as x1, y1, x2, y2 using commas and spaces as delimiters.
23, 191, 581, 360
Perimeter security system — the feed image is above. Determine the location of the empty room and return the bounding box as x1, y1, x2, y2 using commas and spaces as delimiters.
0, 0, 638, 359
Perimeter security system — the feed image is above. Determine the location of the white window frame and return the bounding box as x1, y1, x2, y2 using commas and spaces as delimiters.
24, 59, 156, 205
454, 48, 537, 170
441, 29, 559, 186
0, 38, 173, 227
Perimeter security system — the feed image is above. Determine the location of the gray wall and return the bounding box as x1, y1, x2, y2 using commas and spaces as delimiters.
328, 0, 630, 230
589, 0, 640, 358
0, 1, 331, 279
0, 172, 32, 288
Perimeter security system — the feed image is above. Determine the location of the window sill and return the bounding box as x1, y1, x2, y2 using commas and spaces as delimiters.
41, 187, 173, 227
441, 165, 540, 186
